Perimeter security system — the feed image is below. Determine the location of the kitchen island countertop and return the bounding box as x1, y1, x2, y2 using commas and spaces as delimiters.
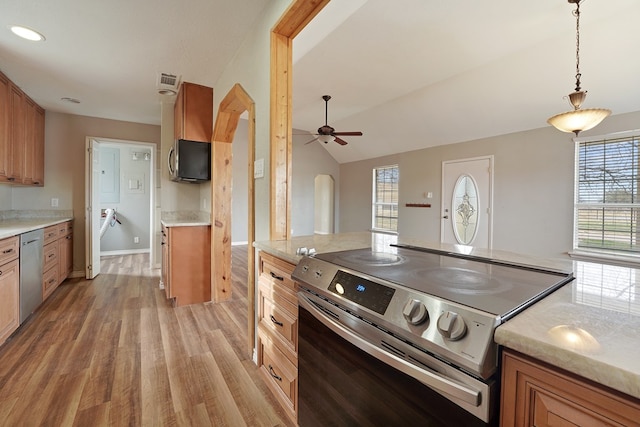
254, 232, 640, 401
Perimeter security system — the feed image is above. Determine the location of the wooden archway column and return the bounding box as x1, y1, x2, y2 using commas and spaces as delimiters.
211, 83, 255, 305
269, 0, 330, 240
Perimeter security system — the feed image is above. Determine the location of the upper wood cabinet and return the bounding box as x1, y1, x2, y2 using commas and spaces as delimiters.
0, 71, 45, 186
0, 73, 10, 180
174, 82, 213, 143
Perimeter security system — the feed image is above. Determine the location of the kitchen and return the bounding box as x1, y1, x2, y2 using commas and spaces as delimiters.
2, 0, 640, 425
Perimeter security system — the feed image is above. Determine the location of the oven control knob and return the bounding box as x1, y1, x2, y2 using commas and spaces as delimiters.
437, 311, 466, 341
402, 299, 429, 325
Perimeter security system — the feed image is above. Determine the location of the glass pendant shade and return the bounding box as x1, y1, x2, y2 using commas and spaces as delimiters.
317, 134, 335, 144
547, 107, 611, 136
548, 0, 610, 136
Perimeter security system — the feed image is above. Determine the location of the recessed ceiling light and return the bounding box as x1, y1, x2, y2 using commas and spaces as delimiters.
9, 25, 46, 42
61, 97, 80, 104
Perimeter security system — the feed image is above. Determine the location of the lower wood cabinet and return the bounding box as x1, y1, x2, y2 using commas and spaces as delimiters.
161, 224, 211, 306
256, 252, 298, 424
501, 349, 640, 427
42, 220, 73, 300
0, 236, 19, 346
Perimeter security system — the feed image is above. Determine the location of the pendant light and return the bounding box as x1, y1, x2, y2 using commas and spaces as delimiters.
547, 0, 610, 136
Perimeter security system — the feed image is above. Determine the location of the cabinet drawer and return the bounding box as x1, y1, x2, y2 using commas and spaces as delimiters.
259, 253, 298, 304
0, 236, 19, 265
43, 225, 59, 245
258, 327, 297, 414
42, 266, 58, 300
259, 283, 298, 353
43, 242, 58, 272
58, 221, 72, 237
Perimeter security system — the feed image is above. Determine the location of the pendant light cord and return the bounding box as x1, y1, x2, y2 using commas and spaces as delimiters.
574, 1, 581, 92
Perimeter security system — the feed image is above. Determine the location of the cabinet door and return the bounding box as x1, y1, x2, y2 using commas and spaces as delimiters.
8, 84, 24, 182
0, 72, 10, 181
0, 259, 19, 345
32, 105, 44, 186
22, 96, 36, 184
59, 232, 73, 282
174, 82, 213, 143
501, 350, 640, 427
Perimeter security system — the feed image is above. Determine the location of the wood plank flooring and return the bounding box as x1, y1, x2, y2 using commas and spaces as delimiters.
0, 246, 295, 426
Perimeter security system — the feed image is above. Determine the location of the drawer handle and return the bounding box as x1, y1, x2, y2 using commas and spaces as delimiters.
270, 271, 284, 281
0, 270, 3, 276
270, 315, 283, 327
49, 278, 55, 285
268, 364, 282, 382
48, 254, 55, 259
2, 248, 14, 254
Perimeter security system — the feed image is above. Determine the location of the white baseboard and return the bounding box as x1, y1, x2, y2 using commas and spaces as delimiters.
232, 241, 249, 246
100, 248, 150, 256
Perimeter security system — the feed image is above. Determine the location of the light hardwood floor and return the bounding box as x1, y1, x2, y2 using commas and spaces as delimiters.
0, 246, 295, 426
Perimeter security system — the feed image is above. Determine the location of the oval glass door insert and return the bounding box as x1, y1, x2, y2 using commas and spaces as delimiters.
451, 174, 479, 245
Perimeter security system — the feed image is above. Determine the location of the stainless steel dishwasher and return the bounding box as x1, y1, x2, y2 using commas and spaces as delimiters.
20, 229, 44, 323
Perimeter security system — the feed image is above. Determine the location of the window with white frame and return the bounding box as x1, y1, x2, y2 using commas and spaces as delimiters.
372, 165, 399, 232
575, 131, 640, 256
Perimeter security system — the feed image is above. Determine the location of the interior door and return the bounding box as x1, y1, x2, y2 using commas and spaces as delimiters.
85, 138, 101, 279
441, 156, 493, 248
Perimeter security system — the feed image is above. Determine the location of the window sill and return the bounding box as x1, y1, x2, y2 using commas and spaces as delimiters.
370, 228, 398, 236
569, 249, 640, 268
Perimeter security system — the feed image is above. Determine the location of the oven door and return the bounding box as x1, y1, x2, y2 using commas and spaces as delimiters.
298, 292, 497, 427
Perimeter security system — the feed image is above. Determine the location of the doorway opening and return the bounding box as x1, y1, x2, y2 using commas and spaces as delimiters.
85, 137, 156, 279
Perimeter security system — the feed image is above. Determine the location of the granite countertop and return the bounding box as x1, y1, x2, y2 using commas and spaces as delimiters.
160, 210, 211, 227
0, 216, 74, 240
255, 232, 640, 401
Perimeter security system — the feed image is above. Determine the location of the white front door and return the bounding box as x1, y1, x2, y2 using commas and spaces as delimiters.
85, 138, 101, 279
441, 156, 493, 248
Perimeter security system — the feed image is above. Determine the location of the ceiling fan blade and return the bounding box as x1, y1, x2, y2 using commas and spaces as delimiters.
334, 137, 348, 145
333, 131, 363, 136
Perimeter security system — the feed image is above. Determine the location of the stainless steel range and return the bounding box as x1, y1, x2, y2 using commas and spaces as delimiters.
292, 244, 573, 425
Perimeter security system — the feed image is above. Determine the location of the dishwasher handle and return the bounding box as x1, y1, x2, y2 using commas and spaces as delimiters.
23, 238, 41, 246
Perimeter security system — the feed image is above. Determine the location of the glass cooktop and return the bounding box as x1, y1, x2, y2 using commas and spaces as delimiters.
313, 245, 574, 319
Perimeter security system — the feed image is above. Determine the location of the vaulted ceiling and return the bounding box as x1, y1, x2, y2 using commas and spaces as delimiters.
2, 0, 639, 164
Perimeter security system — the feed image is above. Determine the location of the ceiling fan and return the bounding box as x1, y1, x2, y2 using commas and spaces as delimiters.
304, 95, 363, 145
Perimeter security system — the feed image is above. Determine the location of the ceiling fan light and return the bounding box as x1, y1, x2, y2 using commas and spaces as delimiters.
317, 134, 335, 144
547, 108, 611, 136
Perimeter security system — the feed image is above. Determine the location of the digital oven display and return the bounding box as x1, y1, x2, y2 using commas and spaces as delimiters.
327, 270, 395, 315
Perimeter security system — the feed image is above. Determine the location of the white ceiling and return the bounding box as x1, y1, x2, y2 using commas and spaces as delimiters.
2, 0, 640, 164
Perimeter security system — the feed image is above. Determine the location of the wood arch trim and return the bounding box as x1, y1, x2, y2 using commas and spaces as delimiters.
210, 83, 255, 311
269, 0, 330, 240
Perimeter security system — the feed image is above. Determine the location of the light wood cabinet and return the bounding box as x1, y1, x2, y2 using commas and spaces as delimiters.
8, 83, 24, 183
58, 222, 73, 282
0, 73, 10, 181
42, 220, 73, 300
257, 252, 298, 424
501, 349, 640, 427
174, 82, 213, 143
0, 236, 20, 346
0, 70, 45, 186
161, 224, 211, 306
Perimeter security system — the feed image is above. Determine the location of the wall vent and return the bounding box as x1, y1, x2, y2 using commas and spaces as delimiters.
157, 72, 181, 95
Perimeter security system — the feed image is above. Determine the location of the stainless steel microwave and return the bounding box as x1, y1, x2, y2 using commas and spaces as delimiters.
168, 139, 211, 183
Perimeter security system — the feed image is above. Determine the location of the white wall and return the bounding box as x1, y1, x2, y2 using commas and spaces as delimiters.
292, 134, 341, 236
99, 142, 152, 252
10, 111, 160, 274
339, 110, 640, 260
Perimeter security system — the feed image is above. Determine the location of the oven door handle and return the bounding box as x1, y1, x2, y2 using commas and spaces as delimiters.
299, 294, 482, 407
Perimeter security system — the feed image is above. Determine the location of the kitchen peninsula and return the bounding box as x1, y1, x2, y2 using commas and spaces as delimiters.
254, 231, 640, 425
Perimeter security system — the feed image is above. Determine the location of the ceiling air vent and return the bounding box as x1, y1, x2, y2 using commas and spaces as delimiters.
157, 72, 181, 96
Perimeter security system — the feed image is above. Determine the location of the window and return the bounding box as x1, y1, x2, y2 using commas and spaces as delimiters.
372, 165, 399, 232
575, 131, 640, 257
